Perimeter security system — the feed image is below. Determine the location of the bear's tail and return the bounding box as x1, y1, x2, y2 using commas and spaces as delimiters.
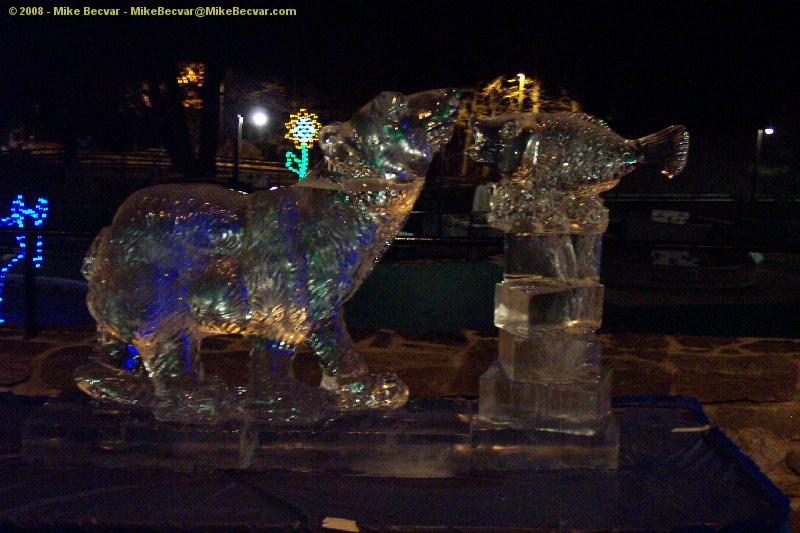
637, 125, 689, 178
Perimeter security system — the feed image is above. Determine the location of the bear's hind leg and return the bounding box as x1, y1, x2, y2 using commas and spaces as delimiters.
137, 328, 235, 423
73, 324, 154, 408
308, 310, 409, 411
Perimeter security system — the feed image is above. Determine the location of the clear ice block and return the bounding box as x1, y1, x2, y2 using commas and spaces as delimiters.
23, 397, 619, 473
504, 233, 577, 280
494, 279, 604, 336
504, 233, 602, 282
497, 328, 600, 381
571, 233, 603, 280
478, 361, 612, 434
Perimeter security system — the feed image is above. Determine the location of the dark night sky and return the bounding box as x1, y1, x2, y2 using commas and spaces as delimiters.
1, 1, 798, 138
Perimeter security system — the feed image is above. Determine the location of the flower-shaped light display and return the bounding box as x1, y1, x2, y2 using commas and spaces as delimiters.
285, 109, 321, 149
285, 109, 321, 179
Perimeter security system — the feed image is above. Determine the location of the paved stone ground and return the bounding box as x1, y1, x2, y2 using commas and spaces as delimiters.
3, 324, 800, 529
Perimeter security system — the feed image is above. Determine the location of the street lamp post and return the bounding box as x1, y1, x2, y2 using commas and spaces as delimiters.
230, 113, 244, 189
751, 127, 774, 205
250, 110, 268, 188
230, 110, 269, 190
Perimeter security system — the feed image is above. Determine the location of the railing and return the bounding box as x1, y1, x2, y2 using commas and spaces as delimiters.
0, 225, 95, 337
0, 147, 297, 186
0, 226, 41, 338
2, 150, 798, 335
2, 226, 799, 339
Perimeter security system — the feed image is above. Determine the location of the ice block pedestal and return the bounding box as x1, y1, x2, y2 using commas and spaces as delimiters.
467, 110, 689, 470
479, 230, 619, 469
24, 396, 620, 475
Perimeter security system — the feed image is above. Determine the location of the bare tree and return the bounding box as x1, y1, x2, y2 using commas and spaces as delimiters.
141, 53, 224, 181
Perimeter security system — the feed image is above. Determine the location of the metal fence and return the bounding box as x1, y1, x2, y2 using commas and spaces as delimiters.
2, 149, 799, 335
0, 147, 297, 186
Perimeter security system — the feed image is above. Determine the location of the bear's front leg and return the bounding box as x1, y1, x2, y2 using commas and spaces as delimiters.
244, 337, 333, 423
308, 310, 409, 411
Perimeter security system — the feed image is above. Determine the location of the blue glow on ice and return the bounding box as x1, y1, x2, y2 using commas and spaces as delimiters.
123, 344, 140, 372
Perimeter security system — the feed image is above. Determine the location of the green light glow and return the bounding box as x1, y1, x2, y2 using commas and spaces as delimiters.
285, 145, 309, 179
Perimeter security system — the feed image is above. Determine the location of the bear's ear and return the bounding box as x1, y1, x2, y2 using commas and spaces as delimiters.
318, 123, 341, 148
319, 122, 357, 162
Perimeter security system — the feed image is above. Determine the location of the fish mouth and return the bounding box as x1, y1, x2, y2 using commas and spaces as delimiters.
464, 144, 487, 162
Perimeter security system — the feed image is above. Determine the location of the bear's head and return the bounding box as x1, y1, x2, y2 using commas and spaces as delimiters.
304, 89, 459, 189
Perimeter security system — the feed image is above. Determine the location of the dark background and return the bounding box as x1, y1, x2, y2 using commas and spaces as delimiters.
1, 1, 798, 137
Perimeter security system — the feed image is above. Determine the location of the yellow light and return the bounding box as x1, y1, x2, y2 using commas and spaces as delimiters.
285, 109, 321, 149
176, 63, 205, 87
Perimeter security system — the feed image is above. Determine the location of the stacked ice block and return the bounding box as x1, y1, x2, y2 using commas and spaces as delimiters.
480, 228, 614, 436
468, 112, 688, 454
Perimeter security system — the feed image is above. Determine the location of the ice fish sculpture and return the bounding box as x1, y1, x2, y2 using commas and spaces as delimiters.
467, 112, 689, 233
466, 111, 687, 445
74, 89, 460, 423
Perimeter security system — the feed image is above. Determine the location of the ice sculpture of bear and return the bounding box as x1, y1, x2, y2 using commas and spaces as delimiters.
74, 89, 460, 424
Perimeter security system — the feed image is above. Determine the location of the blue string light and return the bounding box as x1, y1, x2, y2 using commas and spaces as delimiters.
0, 195, 48, 324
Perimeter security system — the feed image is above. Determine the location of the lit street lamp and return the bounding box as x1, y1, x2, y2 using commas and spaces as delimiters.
756, 127, 774, 163
252, 111, 268, 127
752, 127, 775, 204
230, 111, 268, 190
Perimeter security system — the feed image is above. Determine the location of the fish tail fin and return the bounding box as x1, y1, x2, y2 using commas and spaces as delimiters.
638, 125, 689, 178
